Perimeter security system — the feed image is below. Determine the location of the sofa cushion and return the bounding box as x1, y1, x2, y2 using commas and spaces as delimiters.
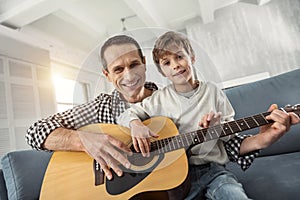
226, 151, 300, 200
225, 69, 300, 156
1, 150, 52, 200
0, 169, 8, 200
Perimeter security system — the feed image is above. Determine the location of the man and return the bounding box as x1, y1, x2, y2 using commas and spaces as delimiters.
26, 34, 299, 187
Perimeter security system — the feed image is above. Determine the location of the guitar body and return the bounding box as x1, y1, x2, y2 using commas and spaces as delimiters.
40, 117, 189, 200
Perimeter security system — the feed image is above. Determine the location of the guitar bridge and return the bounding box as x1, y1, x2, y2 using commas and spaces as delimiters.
93, 160, 104, 186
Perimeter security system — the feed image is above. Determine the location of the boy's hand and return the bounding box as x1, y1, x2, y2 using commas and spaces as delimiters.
199, 111, 222, 128
129, 119, 158, 157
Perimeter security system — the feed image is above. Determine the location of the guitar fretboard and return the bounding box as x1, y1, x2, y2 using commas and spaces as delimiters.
150, 111, 272, 154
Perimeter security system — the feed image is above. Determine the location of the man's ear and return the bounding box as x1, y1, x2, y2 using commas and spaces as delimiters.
102, 69, 112, 82
142, 56, 146, 64
191, 55, 196, 65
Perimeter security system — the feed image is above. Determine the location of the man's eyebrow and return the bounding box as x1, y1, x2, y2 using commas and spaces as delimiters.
111, 64, 123, 71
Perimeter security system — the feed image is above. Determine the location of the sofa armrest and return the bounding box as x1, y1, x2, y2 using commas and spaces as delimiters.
1, 150, 52, 200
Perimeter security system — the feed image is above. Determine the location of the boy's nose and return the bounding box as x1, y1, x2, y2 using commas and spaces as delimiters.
172, 60, 180, 70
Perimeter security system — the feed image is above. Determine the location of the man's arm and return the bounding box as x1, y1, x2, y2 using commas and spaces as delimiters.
226, 104, 300, 170
42, 128, 83, 151
240, 104, 300, 155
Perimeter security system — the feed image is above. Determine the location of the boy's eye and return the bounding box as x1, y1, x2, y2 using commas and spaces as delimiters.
162, 61, 170, 66
177, 54, 184, 59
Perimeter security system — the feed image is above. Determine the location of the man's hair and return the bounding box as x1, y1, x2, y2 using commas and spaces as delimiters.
100, 35, 144, 71
152, 31, 195, 73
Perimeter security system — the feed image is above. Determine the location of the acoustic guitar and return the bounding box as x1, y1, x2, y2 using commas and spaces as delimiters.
40, 104, 300, 200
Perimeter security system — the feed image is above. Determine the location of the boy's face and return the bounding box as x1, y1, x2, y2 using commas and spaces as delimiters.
158, 45, 195, 91
102, 43, 146, 102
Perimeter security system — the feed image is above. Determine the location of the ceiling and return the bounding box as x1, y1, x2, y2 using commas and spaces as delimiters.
0, 0, 268, 66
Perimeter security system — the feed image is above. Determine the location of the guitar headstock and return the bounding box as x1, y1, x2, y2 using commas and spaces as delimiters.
282, 104, 300, 117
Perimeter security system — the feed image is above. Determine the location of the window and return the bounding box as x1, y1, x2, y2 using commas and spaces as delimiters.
52, 75, 88, 112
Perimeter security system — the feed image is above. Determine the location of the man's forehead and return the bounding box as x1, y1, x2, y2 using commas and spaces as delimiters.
104, 44, 139, 62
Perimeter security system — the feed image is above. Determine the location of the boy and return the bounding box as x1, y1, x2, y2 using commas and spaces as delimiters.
117, 31, 297, 199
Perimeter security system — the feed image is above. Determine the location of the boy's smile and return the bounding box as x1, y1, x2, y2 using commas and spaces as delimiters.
159, 46, 196, 92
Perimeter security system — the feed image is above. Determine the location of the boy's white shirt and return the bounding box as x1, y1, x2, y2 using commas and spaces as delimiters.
117, 81, 235, 165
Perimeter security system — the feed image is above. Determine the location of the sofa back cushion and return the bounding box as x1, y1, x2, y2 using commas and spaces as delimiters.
1, 150, 52, 200
225, 68, 300, 157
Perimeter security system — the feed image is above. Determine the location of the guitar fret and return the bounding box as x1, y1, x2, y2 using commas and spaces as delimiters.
236, 119, 249, 131
242, 118, 250, 129
175, 135, 180, 149
234, 121, 243, 131
217, 124, 226, 137
187, 133, 193, 145
251, 116, 260, 126
221, 123, 233, 135
201, 129, 207, 141
168, 137, 173, 151
260, 113, 269, 124
154, 140, 161, 154
159, 139, 165, 153
257, 113, 269, 125
214, 125, 223, 138
228, 121, 241, 133
171, 136, 176, 150
196, 131, 201, 143
163, 138, 169, 152
207, 129, 213, 140
183, 133, 189, 147
244, 117, 258, 128
192, 132, 199, 144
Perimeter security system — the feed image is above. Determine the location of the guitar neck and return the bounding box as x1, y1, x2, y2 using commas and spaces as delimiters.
150, 111, 272, 154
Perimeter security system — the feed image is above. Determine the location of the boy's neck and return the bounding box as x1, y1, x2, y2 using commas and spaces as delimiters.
174, 79, 199, 93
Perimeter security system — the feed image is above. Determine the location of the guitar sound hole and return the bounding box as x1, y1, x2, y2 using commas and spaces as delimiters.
128, 146, 155, 166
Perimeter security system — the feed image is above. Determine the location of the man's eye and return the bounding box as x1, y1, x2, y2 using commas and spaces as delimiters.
130, 62, 139, 68
114, 67, 123, 73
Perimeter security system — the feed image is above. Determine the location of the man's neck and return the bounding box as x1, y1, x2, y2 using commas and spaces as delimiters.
121, 87, 153, 103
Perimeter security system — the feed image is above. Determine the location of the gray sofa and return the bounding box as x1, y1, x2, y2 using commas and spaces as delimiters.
1, 68, 299, 200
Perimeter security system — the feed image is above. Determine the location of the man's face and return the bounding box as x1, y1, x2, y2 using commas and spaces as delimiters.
102, 44, 146, 101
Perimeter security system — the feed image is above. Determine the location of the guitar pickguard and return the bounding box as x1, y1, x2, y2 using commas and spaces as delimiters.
106, 154, 165, 195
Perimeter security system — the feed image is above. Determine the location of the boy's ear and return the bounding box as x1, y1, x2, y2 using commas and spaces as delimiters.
102, 69, 112, 82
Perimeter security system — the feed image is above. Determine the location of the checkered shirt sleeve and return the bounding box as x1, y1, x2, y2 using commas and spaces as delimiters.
225, 134, 260, 170
26, 93, 113, 150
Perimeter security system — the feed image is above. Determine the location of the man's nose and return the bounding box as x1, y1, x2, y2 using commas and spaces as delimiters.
123, 67, 134, 79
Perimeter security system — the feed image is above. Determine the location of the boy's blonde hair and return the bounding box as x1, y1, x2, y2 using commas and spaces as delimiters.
152, 31, 195, 73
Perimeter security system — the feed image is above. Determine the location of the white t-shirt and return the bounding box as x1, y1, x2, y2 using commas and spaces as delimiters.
118, 81, 235, 165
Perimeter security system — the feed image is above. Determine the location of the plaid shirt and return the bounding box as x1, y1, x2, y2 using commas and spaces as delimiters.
26, 82, 258, 170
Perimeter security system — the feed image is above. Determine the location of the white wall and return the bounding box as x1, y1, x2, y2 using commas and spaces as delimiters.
0, 33, 56, 160
186, 0, 300, 85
